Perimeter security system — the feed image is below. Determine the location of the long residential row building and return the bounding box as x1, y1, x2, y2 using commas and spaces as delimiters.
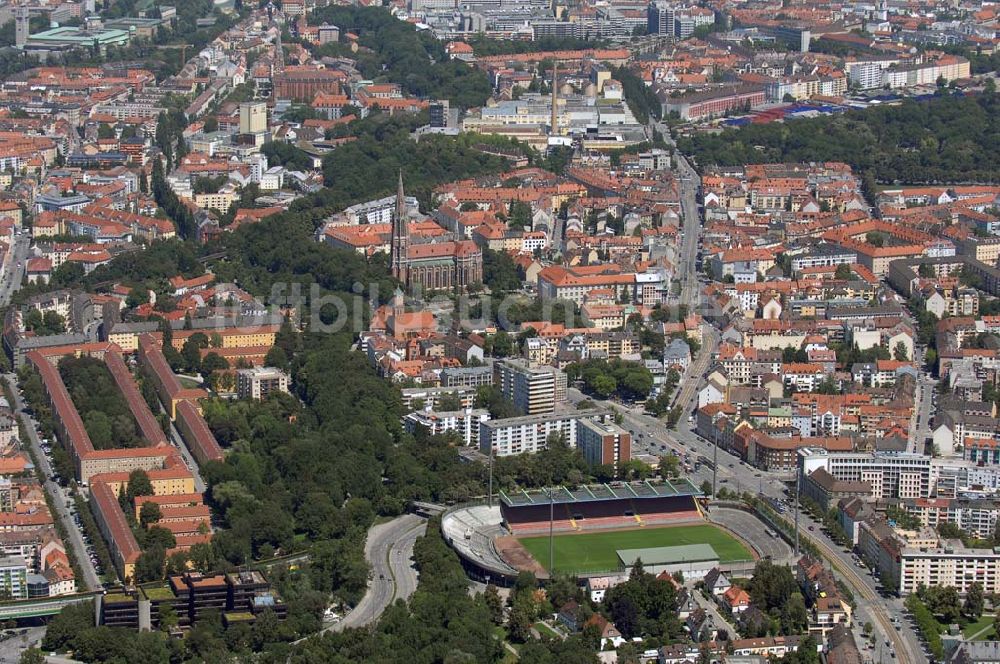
26, 338, 222, 582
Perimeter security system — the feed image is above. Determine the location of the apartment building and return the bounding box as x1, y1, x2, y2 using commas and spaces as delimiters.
494, 359, 567, 415
400, 386, 476, 411
883, 56, 970, 89
479, 411, 608, 457
789, 245, 857, 272
536, 265, 635, 306
577, 419, 631, 468
900, 545, 1000, 595
659, 86, 766, 122
798, 449, 932, 500
236, 367, 290, 400
902, 497, 1000, 540
0, 556, 28, 599
403, 407, 491, 446
440, 366, 493, 388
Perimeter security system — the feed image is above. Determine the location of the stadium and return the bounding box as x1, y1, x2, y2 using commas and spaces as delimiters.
441, 479, 756, 585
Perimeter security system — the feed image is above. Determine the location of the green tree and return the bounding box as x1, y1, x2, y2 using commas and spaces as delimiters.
139, 501, 162, 527
158, 603, 179, 632
200, 352, 229, 379
747, 559, 797, 613
484, 584, 504, 625
438, 392, 463, 412
489, 331, 515, 358
19, 649, 45, 664
263, 345, 288, 371
125, 470, 154, 502
834, 263, 852, 280
135, 546, 166, 582
507, 592, 534, 643
659, 454, 680, 478
782, 593, 809, 634
43, 602, 94, 651
893, 341, 909, 361
180, 338, 203, 373
937, 521, 962, 539
964, 582, 984, 619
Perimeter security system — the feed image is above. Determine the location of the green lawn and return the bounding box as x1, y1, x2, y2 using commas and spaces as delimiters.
518, 524, 752, 575
533, 621, 562, 639
962, 614, 996, 640
177, 375, 202, 389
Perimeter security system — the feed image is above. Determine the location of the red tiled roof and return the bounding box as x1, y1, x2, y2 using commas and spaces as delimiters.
103, 348, 168, 447
91, 481, 140, 566
139, 334, 182, 401
27, 351, 94, 460
175, 400, 223, 465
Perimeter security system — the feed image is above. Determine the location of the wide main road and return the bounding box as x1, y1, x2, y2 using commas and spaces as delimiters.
0, 231, 30, 307
673, 150, 702, 312
670, 326, 718, 414
306, 514, 426, 639
801, 521, 921, 664
568, 382, 925, 664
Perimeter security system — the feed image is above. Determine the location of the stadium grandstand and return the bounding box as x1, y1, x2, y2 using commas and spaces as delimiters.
441, 480, 705, 584
500, 480, 702, 536
441, 505, 519, 584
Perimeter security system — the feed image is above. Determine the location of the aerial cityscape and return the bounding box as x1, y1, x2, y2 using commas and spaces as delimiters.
0, 0, 992, 661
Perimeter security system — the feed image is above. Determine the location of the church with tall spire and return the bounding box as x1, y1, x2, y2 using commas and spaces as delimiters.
389, 173, 483, 292
390, 171, 409, 285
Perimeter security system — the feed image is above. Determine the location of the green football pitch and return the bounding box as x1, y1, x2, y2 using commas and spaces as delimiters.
517, 523, 753, 575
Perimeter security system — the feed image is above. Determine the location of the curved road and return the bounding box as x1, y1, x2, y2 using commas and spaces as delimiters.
306, 514, 426, 639
709, 506, 793, 562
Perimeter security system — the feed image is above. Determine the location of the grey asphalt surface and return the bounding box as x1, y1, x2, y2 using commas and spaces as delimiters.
310, 514, 426, 637
910, 373, 936, 454
0, 626, 45, 663
0, 232, 30, 306
708, 506, 793, 562
166, 417, 207, 494
3, 374, 103, 591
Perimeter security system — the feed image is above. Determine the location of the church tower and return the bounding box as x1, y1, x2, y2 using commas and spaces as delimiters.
390, 171, 409, 286
15, 7, 29, 49
876, 0, 888, 21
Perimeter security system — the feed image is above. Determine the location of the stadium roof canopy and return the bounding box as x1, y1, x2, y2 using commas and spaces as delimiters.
499, 479, 702, 507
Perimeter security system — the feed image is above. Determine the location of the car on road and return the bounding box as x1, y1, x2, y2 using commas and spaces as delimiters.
808, 525, 815, 531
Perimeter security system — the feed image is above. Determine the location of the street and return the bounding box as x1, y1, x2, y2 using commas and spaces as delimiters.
797, 508, 924, 664
910, 374, 936, 455
166, 418, 206, 494
3, 374, 103, 592
301, 513, 426, 641
556, 127, 928, 659
0, 231, 30, 307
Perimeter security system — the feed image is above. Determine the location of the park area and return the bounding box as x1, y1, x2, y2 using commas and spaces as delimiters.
517, 523, 752, 575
